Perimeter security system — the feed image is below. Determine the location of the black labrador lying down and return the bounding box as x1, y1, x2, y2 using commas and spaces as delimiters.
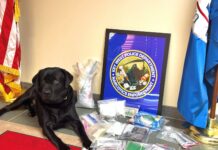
0, 67, 92, 150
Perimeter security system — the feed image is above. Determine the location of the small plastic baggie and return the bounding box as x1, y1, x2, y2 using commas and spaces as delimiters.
130, 111, 165, 131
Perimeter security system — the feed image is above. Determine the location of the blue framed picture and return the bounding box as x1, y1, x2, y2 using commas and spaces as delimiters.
101, 29, 171, 115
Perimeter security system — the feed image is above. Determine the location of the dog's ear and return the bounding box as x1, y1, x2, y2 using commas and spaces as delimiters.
32, 73, 39, 84
32, 70, 41, 89
62, 69, 73, 87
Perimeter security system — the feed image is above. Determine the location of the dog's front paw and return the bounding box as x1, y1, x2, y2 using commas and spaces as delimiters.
0, 108, 7, 116
82, 140, 92, 149
27, 111, 36, 117
58, 143, 70, 150
82, 147, 93, 150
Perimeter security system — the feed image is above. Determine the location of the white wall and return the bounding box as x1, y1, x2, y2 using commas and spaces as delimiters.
19, 0, 196, 107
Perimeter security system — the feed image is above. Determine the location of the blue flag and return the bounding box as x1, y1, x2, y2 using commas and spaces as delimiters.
178, 0, 218, 128
205, 0, 218, 90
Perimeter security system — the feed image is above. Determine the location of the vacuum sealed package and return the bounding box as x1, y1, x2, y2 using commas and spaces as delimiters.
157, 126, 199, 149
169, 131, 199, 149
91, 137, 126, 150
129, 111, 165, 131
156, 126, 178, 144
125, 141, 149, 150
74, 59, 99, 108
125, 141, 175, 150
118, 124, 149, 143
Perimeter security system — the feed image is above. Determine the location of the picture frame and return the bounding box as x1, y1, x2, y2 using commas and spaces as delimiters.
101, 29, 171, 115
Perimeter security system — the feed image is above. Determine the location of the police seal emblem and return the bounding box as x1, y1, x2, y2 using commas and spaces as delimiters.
110, 50, 158, 99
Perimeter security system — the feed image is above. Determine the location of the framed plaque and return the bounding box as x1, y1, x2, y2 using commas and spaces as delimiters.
101, 29, 170, 115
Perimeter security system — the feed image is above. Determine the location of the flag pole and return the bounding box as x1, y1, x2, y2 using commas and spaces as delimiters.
189, 66, 218, 145
209, 65, 218, 119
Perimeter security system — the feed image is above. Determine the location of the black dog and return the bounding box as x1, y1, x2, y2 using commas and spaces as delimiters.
0, 67, 92, 150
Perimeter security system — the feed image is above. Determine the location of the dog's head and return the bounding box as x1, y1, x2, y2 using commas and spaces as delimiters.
32, 67, 73, 104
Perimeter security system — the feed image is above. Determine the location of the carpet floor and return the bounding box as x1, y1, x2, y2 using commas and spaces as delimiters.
0, 130, 81, 150
0, 120, 83, 149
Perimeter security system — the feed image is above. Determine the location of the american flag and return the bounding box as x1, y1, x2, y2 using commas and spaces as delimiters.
0, 0, 22, 102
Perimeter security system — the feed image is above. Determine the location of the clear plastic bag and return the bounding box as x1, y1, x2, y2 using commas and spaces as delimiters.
91, 137, 126, 150
85, 123, 111, 141
156, 126, 199, 149
74, 59, 99, 108
125, 141, 175, 150
106, 121, 126, 136
115, 100, 126, 116
118, 124, 149, 143
129, 111, 165, 131
98, 99, 117, 120
97, 99, 126, 121
80, 112, 110, 141
125, 103, 140, 118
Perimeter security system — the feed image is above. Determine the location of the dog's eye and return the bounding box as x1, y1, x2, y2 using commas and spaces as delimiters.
53, 80, 60, 84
